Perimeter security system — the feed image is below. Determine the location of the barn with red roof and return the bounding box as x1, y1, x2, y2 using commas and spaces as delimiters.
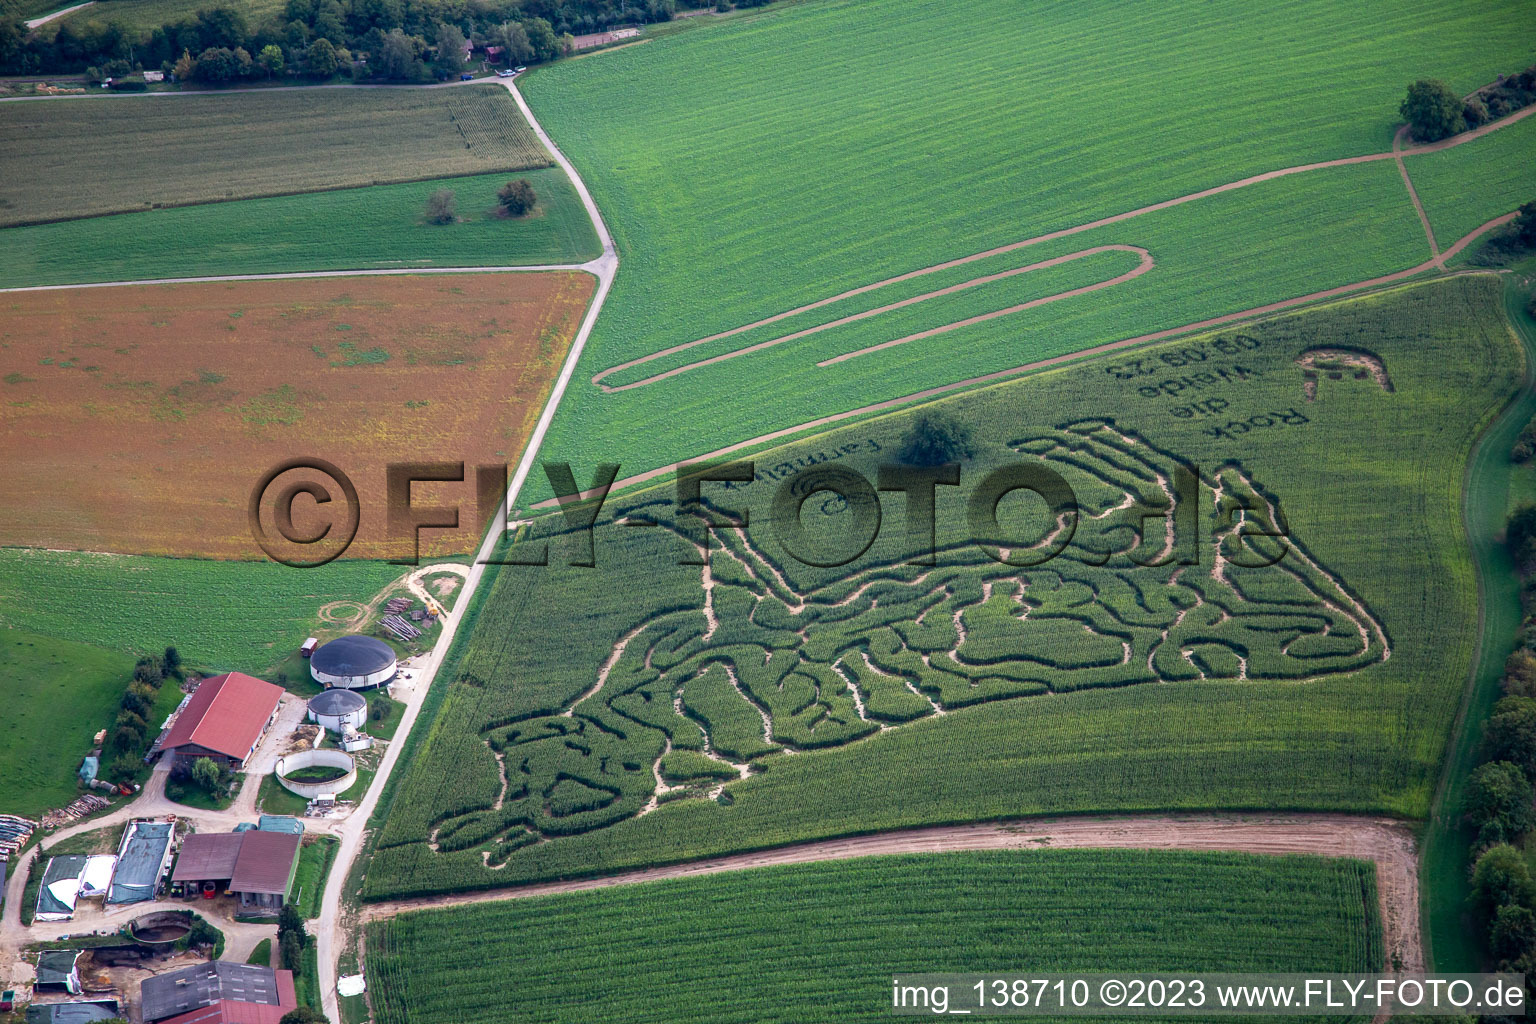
159, 672, 283, 770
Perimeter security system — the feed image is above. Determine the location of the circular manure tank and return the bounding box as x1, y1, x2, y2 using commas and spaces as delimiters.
274, 747, 357, 799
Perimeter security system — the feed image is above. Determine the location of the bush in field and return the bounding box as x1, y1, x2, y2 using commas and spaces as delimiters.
498, 178, 536, 216
1491, 904, 1536, 961
424, 189, 457, 225
1401, 79, 1465, 142
1464, 761, 1535, 846
897, 411, 974, 466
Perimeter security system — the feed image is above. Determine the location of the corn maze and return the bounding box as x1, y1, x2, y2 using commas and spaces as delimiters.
427, 420, 1387, 863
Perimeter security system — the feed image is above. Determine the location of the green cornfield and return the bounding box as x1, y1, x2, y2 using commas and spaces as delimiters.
361, 275, 1520, 899
366, 849, 1382, 1024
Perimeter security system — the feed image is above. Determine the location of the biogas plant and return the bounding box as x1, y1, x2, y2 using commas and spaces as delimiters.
307, 635, 397, 691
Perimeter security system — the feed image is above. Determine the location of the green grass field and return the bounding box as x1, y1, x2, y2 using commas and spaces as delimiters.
0, 85, 549, 227
0, 549, 404, 673
517, 0, 1535, 506
367, 849, 1381, 1024
59, 0, 285, 32
0, 166, 600, 288
1405, 112, 1536, 251
0, 631, 134, 817
290, 836, 337, 919
362, 276, 1520, 898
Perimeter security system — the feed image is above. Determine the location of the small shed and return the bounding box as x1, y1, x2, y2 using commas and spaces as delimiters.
34, 950, 83, 994
300, 638, 318, 658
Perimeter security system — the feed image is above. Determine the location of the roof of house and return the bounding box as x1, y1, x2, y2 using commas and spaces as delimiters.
162, 673, 283, 761
141, 963, 295, 1024
159, 1000, 293, 1024
171, 833, 245, 882
230, 831, 301, 895
24, 1002, 119, 1024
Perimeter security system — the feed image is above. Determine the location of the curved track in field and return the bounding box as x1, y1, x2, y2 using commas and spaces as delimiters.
593, 245, 1154, 391
536, 212, 1517, 510
362, 813, 1420, 975
587, 103, 1536, 394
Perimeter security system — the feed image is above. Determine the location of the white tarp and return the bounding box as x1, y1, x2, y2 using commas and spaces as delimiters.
36, 877, 80, 921
338, 975, 366, 998
79, 854, 116, 897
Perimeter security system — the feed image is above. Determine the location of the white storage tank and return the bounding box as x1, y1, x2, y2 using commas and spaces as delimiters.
309, 635, 397, 690
307, 688, 368, 733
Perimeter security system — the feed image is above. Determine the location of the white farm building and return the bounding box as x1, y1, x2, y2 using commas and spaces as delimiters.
309, 635, 397, 690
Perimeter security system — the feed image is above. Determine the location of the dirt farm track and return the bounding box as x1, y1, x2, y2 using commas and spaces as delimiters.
0, 271, 593, 559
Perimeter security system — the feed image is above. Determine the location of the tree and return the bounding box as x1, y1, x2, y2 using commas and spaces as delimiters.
432, 22, 465, 77
897, 412, 975, 466
1472, 843, 1536, 915
278, 901, 303, 937
497, 178, 536, 216
1507, 650, 1536, 699
1486, 696, 1536, 775
1509, 503, 1536, 566
1400, 79, 1465, 142
372, 27, 418, 79
279, 1008, 328, 1024
134, 653, 163, 685
121, 684, 154, 718
1515, 200, 1536, 249
369, 695, 391, 720
173, 47, 195, 80
190, 756, 222, 795
107, 753, 140, 781
279, 930, 303, 972
193, 45, 241, 83
492, 21, 531, 66
305, 36, 337, 76
257, 42, 283, 76
1465, 761, 1535, 846
1491, 903, 1536, 961
163, 646, 181, 674
524, 16, 558, 62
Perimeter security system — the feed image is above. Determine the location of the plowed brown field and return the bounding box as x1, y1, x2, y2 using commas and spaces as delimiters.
0, 272, 594, 559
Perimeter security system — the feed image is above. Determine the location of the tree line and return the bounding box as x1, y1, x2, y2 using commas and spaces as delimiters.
1400, 65, 1536, 144
1462, 491, 1536, 1000
0, 0, 724, 81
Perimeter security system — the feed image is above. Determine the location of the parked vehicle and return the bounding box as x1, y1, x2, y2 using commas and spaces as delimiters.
496, 69, 514, 77
460, 72, 474, 80
202, 881, 217, 899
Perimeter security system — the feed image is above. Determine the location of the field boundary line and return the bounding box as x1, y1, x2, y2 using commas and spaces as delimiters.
0, 263, 592, 294
313, 77, 617, 1024
359, 813, 1420, 974
532, 218, 1516, 510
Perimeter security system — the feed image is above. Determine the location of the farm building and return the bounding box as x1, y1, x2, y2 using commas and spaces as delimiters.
140, 962, 296, 1024
159, 672, 282, 769
34, 856, 89, 921
307, 688, 367, 733
24, 1002, 120, 1024
170, 830, 301, 912
309, 635, 396, 690
33, 950, 83, 994
106, 820, 174, 905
